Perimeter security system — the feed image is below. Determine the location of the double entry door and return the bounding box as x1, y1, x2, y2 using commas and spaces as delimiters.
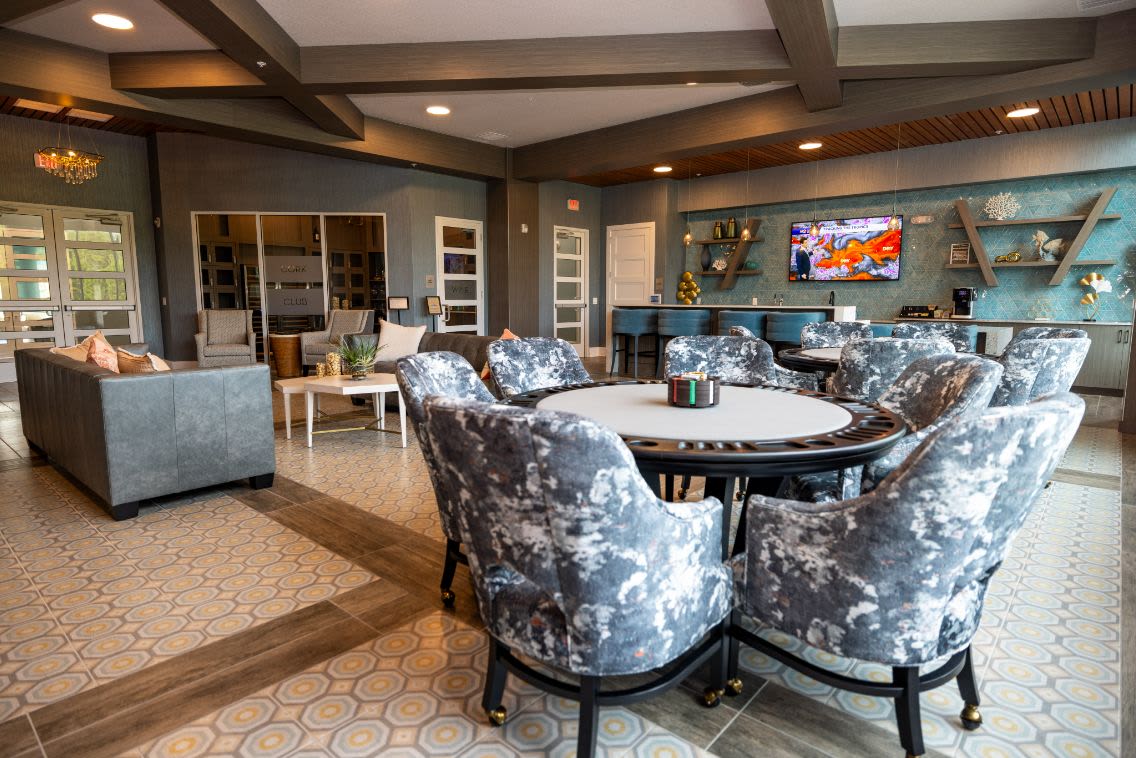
0, 203, 141, 381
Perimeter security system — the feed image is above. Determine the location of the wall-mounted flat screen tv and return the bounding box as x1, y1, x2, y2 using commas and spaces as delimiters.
789, 216, 902, 281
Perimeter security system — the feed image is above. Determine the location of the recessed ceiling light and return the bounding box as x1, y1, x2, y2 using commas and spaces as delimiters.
13, 98, 63, 114
91, 13, 134, 30
67, 108, 112, 123
1006, 106, 1040, 118
799, 141, 823, 150
653, 165, 673, 173
426, 105, 451, 116
686, 82, 698, 86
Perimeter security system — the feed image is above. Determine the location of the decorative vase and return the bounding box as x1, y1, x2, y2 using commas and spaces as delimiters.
699, 245, 712, 272
350, 365, 368, 380
325, 352, 342, 376
712, 221, 723, 240
726, 216, 737, 239
315, 362, 326, 378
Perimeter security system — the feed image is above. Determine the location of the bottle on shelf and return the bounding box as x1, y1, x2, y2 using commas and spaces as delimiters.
713, 221, 723, 240
726, 217, 737, 239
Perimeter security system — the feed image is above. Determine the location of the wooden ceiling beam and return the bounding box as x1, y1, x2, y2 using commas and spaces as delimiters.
109, 51, 270, 98
0, 0, 71, 25
155, 0, 365, 140
511, 8, 1136, 181
765, 0, 842, 111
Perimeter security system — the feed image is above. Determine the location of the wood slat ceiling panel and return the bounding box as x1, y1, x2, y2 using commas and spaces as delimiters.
576, 86, 1134, 187
0, 96, 186, 137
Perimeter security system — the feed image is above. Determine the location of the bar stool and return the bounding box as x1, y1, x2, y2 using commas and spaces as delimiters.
656, 309, 711, 377
717, 310, 767, 337
870, 323, 895, 338
609, 308, 658, 379
765, 311, 826, 349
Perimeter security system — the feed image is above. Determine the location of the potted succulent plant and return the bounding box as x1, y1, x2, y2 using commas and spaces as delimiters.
337, 335, 382, 380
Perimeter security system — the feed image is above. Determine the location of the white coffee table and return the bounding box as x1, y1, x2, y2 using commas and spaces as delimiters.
302, 373, 407, 448
273, 376, 312, 440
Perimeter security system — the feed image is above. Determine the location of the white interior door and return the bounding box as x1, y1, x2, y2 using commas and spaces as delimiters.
553, 226, 588, 356
435, 217, 485, 334
606, 222, 655, 348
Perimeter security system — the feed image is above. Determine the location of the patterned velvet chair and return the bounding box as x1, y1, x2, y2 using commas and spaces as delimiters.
395, 352, 496, 607
1007, 325, 1088, 347
488, 337, 592, 397
195, 310, 256, 367
800, 321, 872, 348
731, 393, 1085, 758
300, 310, 375, 370
786, 353, 1005, 503
991, 334, 1090, 406
726, 327, 818, 391
892, 321, 978, 352
830, 337, 954, 403
423, 396, 734, 758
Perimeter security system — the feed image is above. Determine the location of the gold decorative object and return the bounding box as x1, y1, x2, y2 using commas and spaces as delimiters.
676, 271, 701, 304
315, 362, 327, 377
325, 352, 342, 376
1080, 292, 1100, 320
34, 146, 103, 184
1079, 271, 1112, 321
994, 251, 1022, 263
486, 707, 507, 726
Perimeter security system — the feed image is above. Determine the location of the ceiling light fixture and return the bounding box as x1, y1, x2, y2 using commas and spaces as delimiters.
683, 161, 694, 247
653, 165, 673, 173
1006, 106, 1040, 118
686, 82, 698, 86
426, 105, 451, 116
34, 118, 104, 185
808, 144, 822, 237
91, 13, 133, 30
799, 141, 822, 150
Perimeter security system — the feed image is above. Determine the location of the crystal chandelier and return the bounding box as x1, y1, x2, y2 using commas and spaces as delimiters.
34, 146, 104, 184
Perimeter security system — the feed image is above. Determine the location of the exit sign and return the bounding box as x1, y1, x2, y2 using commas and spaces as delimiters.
567, 198, 580, 211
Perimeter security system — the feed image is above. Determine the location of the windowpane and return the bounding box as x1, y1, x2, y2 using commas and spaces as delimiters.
72, 310, 131, 330
446, 305, 478, 327
441, 226, 477, 249
0, 338, 53, 360
63, 218, 122, 243
0, 213, 45, 239
0, 245, 48, 271
0, 310, 54, 332
556, 326, 582, 344
443, 253, 477, 275
555, 258, 581, 278
556, 281, 581, 301
0, 277, 51, 300
69, 278, 126, 301
555, 307, 582, 323
444, 280, 476, 301
66, 248, 124, 272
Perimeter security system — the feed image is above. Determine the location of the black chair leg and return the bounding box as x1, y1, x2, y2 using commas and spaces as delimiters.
439, 539, 460, 607
609, 335, 619, 377
957, 646, 983, 730
656, 336, 666, 377
577, 675, 601, 758
631, 334, 640, 379
623, 334, 632, 375
893, 666, 925, 758
702, 621, 731, 707
482, 638, 509, 727
664, 475, 675, 501
726, 611, 742, 687
678, 475, 690, 499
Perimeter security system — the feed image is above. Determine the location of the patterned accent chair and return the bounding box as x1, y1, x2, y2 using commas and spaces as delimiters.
726, 327, 818, 391
830, 337, 954, 403
395, 352, 496, 607
424, 396, 734, 758
991, 334, 1090, 406
194, 310, 256, 367
731, 393, 1085, 758
487, 337, 592, 397
300, 310, 375, 370
787, 353, 1005, 503
1007, 326, 1088, 347
892, 321, 979, 352
800, 321, 872, 348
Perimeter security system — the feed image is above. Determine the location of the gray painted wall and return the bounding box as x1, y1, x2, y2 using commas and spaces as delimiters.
0, 114, 162, 353
153, 132, 486, 359
538, 181, 602, 345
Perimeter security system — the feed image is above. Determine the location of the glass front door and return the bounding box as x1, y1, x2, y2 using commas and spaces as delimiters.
0, 203, 141, 382
435, 217, 484, 334
553, 227, 589, 356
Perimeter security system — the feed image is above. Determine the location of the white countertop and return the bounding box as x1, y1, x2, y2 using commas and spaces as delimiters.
894, 317, 1131, 327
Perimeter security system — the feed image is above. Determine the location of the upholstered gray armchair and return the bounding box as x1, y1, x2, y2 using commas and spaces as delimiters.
830, 336, 954, 403
395, 352, 496, 607
300, 310, 375, 369
991, 334, 1090, 406
423, 396, 734, 758
787, 353, 1005, 503
892, 321, 978, 352
487, 336, 591, 397
1008, 325, 1088, 347
195, 310, 256, 367
800, 321, 872, 348
732, 393, 1084, 758
726, 326, 818, 390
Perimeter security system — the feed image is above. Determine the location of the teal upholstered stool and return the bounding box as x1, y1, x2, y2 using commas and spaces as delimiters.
717, 310, 768, 337
610, 308, 658, 379
655, 309, 711, 377
870, 323, 895, 338
765, 312, 826, 347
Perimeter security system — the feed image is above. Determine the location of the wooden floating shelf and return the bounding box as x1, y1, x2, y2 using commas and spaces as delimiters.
946, 259, 1116, 270
947, 213, 1120, 229
694, 237, 741, 245
701, 270, 763, 277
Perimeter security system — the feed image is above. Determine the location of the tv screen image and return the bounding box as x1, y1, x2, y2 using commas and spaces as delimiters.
789, 216, 902, 281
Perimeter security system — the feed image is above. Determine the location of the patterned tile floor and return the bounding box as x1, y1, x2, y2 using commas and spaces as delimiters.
0, 376, 1127, 758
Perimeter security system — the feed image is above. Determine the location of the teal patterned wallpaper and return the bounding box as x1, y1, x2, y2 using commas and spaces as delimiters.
679, 168, 1136, 323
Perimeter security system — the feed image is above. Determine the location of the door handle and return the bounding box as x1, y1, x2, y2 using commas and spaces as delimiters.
1126, 330, 1130, 345
1119, 329, 1123, 343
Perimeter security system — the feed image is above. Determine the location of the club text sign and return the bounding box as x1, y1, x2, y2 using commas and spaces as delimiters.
268, 256, 323, 283
265, 287, 323, 315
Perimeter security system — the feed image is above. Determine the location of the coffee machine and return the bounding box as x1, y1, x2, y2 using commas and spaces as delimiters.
952, 287, 977, 319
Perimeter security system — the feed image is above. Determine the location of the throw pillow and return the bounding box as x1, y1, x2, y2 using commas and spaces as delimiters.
50, 343, 89, 362
482, 328, 518, 379
117, 350, 156, 374
149, 354, 172, 372
86, 333, 119, 373
377, 319, 426, 362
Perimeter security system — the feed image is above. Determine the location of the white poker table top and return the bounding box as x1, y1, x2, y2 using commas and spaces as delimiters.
799, 347, 843, 361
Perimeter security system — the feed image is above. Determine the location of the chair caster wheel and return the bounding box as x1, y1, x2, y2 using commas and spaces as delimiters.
487, 706, 507, 726
724, 678, 743, 696
701, 688, 724, 708
960, 703, 982, 730
441, 589, 456, 608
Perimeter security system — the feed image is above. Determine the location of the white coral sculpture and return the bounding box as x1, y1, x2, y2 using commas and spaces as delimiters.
983, 192, 1021, 220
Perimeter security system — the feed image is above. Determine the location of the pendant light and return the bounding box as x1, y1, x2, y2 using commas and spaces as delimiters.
808, 144, 822, 237
740, 149, 752, 241
682, 160, 694, 246
886, 123, 903, 231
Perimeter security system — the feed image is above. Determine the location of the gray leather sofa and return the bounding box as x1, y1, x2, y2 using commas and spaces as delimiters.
16, 349, 276, 520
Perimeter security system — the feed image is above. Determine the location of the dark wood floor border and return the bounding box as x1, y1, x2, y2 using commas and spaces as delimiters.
0, 714, 39, 758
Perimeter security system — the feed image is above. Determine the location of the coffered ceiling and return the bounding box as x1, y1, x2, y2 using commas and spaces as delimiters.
0, 0, 1133, 182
